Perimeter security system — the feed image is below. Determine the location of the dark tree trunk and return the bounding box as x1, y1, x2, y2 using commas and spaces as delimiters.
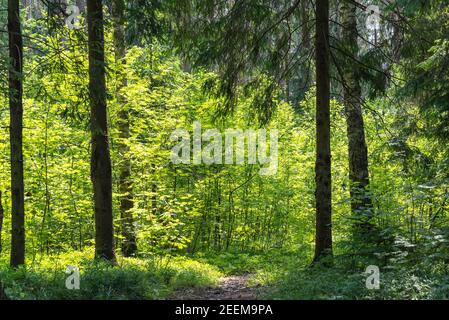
341, 1, 373, 231
0, 281, 9, 300
300, 0, 310, 51
313, 0, 332, 262
87, 0, 116, 262
301, 0, 312, 94
8, 0, 25, 268
390, 9, 402, 63
112, 0, 137, 257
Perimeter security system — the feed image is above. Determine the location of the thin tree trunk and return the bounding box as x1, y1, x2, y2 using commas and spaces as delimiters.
39, 106, 51, 255
0, 191, 4, 253
292, 0, 312, 105
341, 1, 373, 231
0, 281, 9, 300
313, 0, 332, 262
87, 0, 116, 262
300, 0, 310, 51
9, 0, 25, 268
112, 0, 137, 257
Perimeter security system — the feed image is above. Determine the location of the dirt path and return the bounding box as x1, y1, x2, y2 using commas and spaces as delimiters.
170, 274, 263, 300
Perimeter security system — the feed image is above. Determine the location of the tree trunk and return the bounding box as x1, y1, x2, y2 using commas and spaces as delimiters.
313, 0, 332, 262
87, 0, 116, 262
112, 0, 137, 257
0, 281, 9, 300
9, 0, 25, 268
300, 0, 310, 51
0, 191, 4, 253
341, 1, 373, 231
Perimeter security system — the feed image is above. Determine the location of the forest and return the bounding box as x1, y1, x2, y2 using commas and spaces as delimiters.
0, 0, 448, 301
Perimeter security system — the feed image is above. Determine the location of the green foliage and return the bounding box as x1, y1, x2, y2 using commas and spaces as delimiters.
0, 0, 449, 301
268, 252, 449, 300
0, 250, 221, 299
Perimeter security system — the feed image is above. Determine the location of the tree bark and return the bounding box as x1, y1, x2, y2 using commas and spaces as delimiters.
0, 281, 9, 300
300, 0, 312, 94
300, 0, 310, 51
341, 1, 373, 231
0, 191, 4, 253
313, 0, 332, 262
112, 0, 137, 257
9, 0, 25, 268
87, 0, 116, 262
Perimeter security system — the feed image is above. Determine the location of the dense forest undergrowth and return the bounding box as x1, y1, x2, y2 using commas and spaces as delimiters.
4, 248, 449, 299
1, 0, 449, 300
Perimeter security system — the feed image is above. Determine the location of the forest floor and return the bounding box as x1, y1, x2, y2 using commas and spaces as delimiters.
170, 274, 264, 300
3, 249, 449, 299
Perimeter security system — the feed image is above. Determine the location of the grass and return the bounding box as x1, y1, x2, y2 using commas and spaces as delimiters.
3, 247, 449, 300
264, 255, 449, 300
189, 248, 449, 300
0, 249, 222, 300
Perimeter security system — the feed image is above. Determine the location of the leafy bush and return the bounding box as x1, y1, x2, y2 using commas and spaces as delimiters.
267, 253, 449, 300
